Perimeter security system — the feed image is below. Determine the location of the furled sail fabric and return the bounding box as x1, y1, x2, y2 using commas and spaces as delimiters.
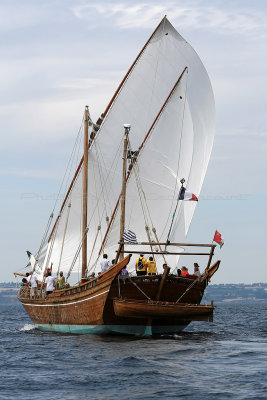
41, 17, 215, 276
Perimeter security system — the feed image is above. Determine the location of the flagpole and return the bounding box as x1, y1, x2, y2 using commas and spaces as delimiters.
165, 178, 185, 249
119, 124, 130, 262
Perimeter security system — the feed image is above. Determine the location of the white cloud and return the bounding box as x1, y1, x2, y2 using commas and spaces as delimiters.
72, 1, 267, 35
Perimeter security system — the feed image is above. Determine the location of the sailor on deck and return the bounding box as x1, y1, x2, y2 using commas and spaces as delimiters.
135, 254, 147, 276
45, 272, 55, 296
181, 266, 189, 277
58, 271, 66, 289
193, 263, 201, 277
147, 257, 157, 275
100, 254, 111, 273
29, 271, 38, 299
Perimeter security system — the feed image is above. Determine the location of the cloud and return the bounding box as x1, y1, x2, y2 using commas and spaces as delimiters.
72, 1, 267, 35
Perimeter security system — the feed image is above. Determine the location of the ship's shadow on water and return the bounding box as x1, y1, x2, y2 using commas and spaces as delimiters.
1, 301, 267, 400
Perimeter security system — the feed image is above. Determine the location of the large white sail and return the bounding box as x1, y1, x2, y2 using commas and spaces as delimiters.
104, 76, 203, 269
42, 17, 215, 276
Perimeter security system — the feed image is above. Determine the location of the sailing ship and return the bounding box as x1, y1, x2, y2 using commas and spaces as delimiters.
15, 17, 220, 336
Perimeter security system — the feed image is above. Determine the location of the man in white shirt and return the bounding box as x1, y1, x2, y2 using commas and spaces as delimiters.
193, 263, 201, 277
29, 271, 38, 299
100, 254, 111, 273
45, 272, 55, 297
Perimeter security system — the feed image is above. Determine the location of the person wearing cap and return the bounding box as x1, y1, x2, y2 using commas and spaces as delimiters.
135, 254, 147, 276
193, 263, 201, 277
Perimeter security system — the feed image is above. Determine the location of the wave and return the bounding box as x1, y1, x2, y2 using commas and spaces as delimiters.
20, 324, 35, 332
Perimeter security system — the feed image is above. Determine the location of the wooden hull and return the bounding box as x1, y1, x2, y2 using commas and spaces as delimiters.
18, 258, 219, 336
113, 298, 214, 321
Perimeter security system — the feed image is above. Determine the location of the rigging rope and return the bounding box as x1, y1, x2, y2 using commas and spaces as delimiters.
45, 212, 61, 271
91, 147, 102, 231
85, 225, 101, 276
57, 203, 71, 277
30, 113, 84, 273
54, 115, 84, 216
95, 142, 110, 221
127, 139, 164, 262
175, 277, 200, 303
32, 212, 54, 273
127, 276, 152, 301
69, 137, 124, 275
66, 227, 88, 280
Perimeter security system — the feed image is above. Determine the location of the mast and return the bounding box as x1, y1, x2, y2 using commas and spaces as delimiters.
82, 106, 89, 280
119, 124, 130, 261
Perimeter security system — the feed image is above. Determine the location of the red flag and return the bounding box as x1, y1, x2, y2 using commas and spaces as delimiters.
213, 230, 224, 248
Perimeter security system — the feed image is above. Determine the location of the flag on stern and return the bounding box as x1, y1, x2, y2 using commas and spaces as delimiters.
179, 186, 198, 201
213, 230, 224, 248
122, 229, 137, 243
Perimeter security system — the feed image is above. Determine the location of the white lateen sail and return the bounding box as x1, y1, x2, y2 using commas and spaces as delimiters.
41, 17, 215, 277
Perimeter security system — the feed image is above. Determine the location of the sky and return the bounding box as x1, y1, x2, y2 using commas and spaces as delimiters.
1, 0, 267, 284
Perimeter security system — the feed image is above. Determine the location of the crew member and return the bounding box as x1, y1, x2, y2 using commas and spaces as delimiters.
181, 266, 189, 277
193, 263, 201, 277
58, 271, 66, 289
29, 271, 38, 299
147, 256, 157, 275
45, 271, 55, 297
135, 254, 147, 276
100, 254, 111, 273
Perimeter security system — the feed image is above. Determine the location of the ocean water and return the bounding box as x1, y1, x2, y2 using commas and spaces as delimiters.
0, 301, 266, 400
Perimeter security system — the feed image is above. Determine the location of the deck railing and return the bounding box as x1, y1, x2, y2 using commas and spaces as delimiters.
117, 241, 216, 270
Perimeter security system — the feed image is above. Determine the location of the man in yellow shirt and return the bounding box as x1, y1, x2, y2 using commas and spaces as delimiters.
135, 254, 147, 276
147, 256, 157, 275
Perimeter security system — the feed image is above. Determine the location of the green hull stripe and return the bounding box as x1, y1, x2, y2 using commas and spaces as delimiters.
35, 323, 187, 335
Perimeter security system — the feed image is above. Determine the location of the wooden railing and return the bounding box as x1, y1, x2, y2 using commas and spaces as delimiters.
117, 241, 217, 269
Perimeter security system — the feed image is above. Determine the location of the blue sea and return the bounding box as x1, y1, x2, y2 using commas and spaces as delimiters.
0, 300, 266, 399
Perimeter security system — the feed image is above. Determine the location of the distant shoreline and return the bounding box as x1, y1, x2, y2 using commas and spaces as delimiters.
1, 283, 267, 304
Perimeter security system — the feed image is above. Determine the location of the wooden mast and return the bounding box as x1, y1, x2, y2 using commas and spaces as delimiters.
82, 106, 89, 280
119, 124, 130, 261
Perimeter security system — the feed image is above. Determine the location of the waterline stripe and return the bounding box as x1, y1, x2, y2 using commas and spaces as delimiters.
23, 289, 109, 307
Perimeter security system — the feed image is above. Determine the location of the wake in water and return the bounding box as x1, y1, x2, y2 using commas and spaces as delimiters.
19, 323, 35, 332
